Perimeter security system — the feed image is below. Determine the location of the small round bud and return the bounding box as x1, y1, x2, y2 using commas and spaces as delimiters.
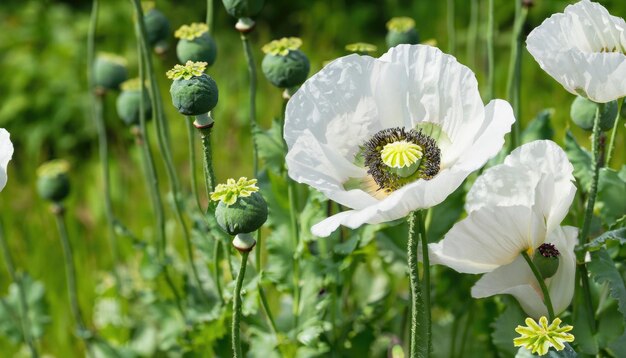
37, 160, 71, 202
222, 0, 264, 19
94, 53, 128, 91
211, 178, 268, 236
232, 232, 257, 252
345, 42, 377, 55
385, 17, 420, 48
175, 23, 218, 65
167, 61, 218, 116
116, 79, 152, 126
261, 37, 310, 89
570, 96, 618, 131
532, 243, 560, 279
144, 8, 170, 50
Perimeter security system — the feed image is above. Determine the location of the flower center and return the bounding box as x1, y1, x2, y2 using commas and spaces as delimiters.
362, 127, 441, 193
537, 243, 560, 258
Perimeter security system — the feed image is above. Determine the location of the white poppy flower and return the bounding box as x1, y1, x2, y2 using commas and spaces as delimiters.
0, 128, 13, 192
429, 140, 578, 318
284, 44, 515, 237
526, 0, 626, 103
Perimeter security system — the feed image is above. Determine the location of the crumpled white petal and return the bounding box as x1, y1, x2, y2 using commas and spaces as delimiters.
526, 0, 626, 103
0, 128, 14, 192
286, 44, 514, 237
471, 226, 578, 318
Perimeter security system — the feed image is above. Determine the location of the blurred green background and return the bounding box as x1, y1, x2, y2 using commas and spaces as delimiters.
0, 0, 624, 355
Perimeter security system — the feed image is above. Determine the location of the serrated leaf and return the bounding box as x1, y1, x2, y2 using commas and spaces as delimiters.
564, 131, 592, 191
492, 301, 526, 357
0, 274, 49, 343
522, 109, 555, 143
584, 228, 626, 251
596, 167, 626, 227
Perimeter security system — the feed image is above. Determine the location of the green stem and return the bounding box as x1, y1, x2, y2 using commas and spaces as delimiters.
407, 211, 426, 357
417, 211, 431, 354
466, 0, 479, 68
197, 123, 217, 208
258, 284, 278, 335
506, 0, 527, 151
580, 107, 603, 245
458, 304, 473, 356
486, 0, 495, 101
186, 118, 202, 212
521, 251, 555, 321
287, 179, 301, 330
232, 250, 250, 358
0, 218, 38, 357
446, 0, 455, 54
605, 100, 621, 167
578, 264, 597, 333
131, 0, 208, 302
53, 207, 91, 348
134, 21, 185, 317
213, 239, 224, 304
240, 33, 259, 177
206, 0, 214, 32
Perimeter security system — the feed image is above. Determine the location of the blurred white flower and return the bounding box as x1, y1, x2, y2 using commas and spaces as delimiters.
284, 44, 514, 237
430, 141, 578, 318
526, 0, 626, 103
0, 128, 14, 192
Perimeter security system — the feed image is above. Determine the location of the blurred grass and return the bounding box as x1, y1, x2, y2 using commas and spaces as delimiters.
0, 0, 624, 355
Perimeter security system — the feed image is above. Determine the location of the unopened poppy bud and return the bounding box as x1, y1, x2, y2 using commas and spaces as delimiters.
175, 23, 218, 65
116, 78, 152, 126
570, 96, 617, 131
261, 37, 310, 89
94, 53, 128, 92
232, 232, 257, 252
211, 178, 268, 236
37, 160, 71, 203
143, 6, 170, 53
385, 17, 420, 48
167, 61, 218, 116
222, 0, 264, 19
532, 243, 560, 279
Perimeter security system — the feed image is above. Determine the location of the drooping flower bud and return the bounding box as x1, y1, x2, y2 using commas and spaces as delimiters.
166, 61, 218, 116
143, 4, 170, 54
222, 0, 264, 19
94, 53, 128, 92
175, 23, 218, 65
532, 243, 560, 279
211, 177, 268, 236
37, 160, 71, 203
385, 17, 420, 48
116, 78, 152, 126
345, 42, 377, 55
261, 37, 310, 89
569, 96, 618, 131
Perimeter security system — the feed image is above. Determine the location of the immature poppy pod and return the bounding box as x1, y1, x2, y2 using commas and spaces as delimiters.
94, 53, 128, 91
569, 96, 618, 132
166, 61, 218, 116
261, 37, 310, 89
386, 17, 420, 48
211, 177, 268, 237
37, 160, 71, 203
222, 0, 264, 19
143, 4, 170, 53
116, 78, 152, 127
175, 23, 217, 65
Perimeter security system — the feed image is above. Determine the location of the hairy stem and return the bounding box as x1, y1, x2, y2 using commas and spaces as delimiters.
287, 178, 301, 330
232, 250, 250, 358
418, 211, 431, 354
408, 211, 427, 357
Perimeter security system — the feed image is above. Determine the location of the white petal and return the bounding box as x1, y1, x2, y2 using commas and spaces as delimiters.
470, 226, 578, 319
0, 128, 13, 192
429, 205, 546, 274
526, 0, 626, 103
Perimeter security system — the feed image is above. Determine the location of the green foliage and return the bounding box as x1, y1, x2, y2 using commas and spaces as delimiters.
564, 131, 593, 191
596, 167, 626, 228
0, 275, 49, 343
522, 109, 555, 144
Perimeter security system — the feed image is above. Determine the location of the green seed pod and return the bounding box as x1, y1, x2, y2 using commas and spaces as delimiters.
386, 17, 420, 48
167, 61, 218, 116
532, 243, 560, 279
37, 160, 70, 202
215, 192, 268, 236
222, 0, 264, 18
144, 8, 170, 49
176, 34, 217, 65
94, 53, 128, 91
570, 96, 618, 131
262, 51, 310, 88
116, 79, 152, 126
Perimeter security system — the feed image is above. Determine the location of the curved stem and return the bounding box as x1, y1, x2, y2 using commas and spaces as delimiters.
240, 33, 259, 177
521, 251, 555, 321
186, 118, 202, 212
232, 250, 250, 358
446, 0, 455, 54
53, 208, 91, 349
486, 0, 495, 101
605, 100, 621, 167
0, 218, 38, 357
506, 0, 528, 151
287, 179, 301, 330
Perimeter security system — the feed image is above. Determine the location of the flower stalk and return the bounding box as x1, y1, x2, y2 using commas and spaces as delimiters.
232, 250, 250, 358
408, 211, 429, 357
486, 0, 495, 101
240, 33, 259, 176
521, 251, 555, 321
506, 0, 528, 150
605, 100, 621, 167
287, 178, 301, 329
186, 118, 202, 212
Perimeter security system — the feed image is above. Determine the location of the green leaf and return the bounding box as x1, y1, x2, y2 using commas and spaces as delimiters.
254, 119, 287, 174
596, 167, 626, 227
492, 301, 526, 357
0, 274, 49, 343
522, 109, 555, 143
564, 131, 593, 191
584, 228, 626, 251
